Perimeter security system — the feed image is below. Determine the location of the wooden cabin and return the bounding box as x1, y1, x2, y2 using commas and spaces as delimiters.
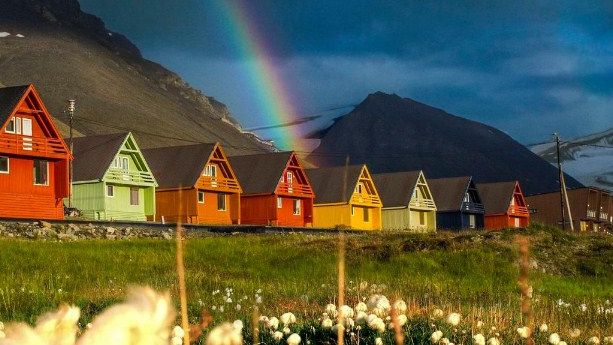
476, 181, 530, 230
70, 132, 157, 221
373, 170, 437, 232
526, 187, 609, 232
229, 152, 314, 227
143, 143, 241, 224
306, 165, 382, 230
429, 176, 485, 230
0, 84, 71, 220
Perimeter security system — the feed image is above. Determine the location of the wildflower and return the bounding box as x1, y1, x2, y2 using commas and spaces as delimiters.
272, 331, 284, 342
476, 320, 483, 329
339, 305, 354, 319
539, 324, 548, 332
232, 320, 243, 332
171, 336, 182, 345
487, 338, 500, 345
359, 281, 368, 291
280, 312, 296, 325
375, 337, 383, 345
235, 304, 241, 311
366, 315, 385, 333
355, 302, 367, 312
283, 326, 291, 335
76, 287, 174, 345
205, 323, 242, 345
367, 295, 391, 317
226, 298, 232, 304
321, 318, 333, 329
0, 330, 5, 339
431, 330, 443, 343
393, 300, 407, 314
559, 342, 567, 345
396, 314, 408, 326
267, 317, 280, 330
255, 295, 263, 304
172, 325, 185, 339
440, 337, 451, 345
587, 337, 601, 345
32, 304, 81, 345
549, 333, 561, 344
355, 311, 368, 325
325, 304, 337, 318
570, 329, 581, 338
604, 336, 613, 344
517, 326, 531, 338
473, 333, 485, 345
432, 308, 444, 318
287, 333, 301, 345
446, 313, 461, 326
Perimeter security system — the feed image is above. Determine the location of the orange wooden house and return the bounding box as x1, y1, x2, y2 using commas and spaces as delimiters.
142, 143, 242, 224
0, 84, 71, 219
476, 181, 530, 230
229, 152, 314, 227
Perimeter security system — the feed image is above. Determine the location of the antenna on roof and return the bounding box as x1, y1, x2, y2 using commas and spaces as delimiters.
67, 99, 76, 209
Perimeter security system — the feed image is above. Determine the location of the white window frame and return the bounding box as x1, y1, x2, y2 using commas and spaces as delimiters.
15, 117, 22, 135
4, 118, 16, 133
198, 190, 205, 204
107, 185, 114, 197
0, 156, 9, 174
21, 118, 32, 136
217, 193, 227, 211
293, 199, 301, 215
277, 197, 283, 209
203, 164, 217, 177
33, 160, 49, 186
469, 214, 476, 228
286, 171, 293, 184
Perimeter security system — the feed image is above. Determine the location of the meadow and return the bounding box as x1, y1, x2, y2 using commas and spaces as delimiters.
0, 224, 611, 344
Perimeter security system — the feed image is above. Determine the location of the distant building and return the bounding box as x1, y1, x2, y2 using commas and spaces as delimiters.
70, 132, 157, 221
307, 164, 382, 230
476, 181, 530, 230
373, 170, 437, 232
0, 84, 71, 220
429, 176, 485, 230
230, 152, 314, 227
143, 143, 242, 224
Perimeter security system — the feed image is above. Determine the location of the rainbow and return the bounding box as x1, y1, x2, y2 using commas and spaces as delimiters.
215, 1, 304, 151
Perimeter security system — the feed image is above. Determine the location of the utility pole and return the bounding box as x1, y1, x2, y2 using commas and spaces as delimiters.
67, 99, 76, 209
554, 133, 565, 230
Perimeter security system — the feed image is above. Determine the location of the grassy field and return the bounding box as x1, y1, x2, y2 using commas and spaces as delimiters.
0, 224, 611, 343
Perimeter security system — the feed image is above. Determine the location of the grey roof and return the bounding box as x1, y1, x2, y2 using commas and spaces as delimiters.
373, 171, 422, 208
306, 165, 365, 204
72, 132, 128, 181
229, 152, 293, 195
428, 176, 472, 212
477, 181, 518, 215
0, 85, 29, 126
143, 143, 216, 189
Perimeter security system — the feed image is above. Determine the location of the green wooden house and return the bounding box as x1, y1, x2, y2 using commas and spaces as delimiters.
69, 132, 157, 221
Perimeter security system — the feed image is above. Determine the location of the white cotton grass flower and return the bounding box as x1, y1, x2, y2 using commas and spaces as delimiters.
570, 328, 581, 338
558, 342, 567, 345
355, 311, 368, 325
396, 314, 408, 327
587, 337, 601, 345
354, 302, 367, 313
325, 304, 337, 318
267, 317, 280, 330
172, 325, 185, 339
366, 314, 385, 333
232, 320, 243, 332
321, 318, 333, 329
1, 304, 81, 345
432, 308, 444, 318
367, 295, 391, 317
430, 330, 443, 343
473, 333, 486, 345
272, 331, 283, 342
517, 326, 531, 339
280, 313, 296, 325
0, 323, 47, 345
446, 313, 461, 326
476, 320, 483, 329
375, 337, 383, 345
283, 326, 291, 335
338, 305, 354, 319
549, 333, 561, 344
76, 287, 174, 345
393, 300, 407, 314
170, 336, 182, 345
604, 336, 613, 344
287, 333, 301, 345
205, 322, 242, 345
539, 323, 548, 332
486, 337, 500, 345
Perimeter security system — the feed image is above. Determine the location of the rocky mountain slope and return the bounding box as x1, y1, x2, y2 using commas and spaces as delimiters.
530, 128, 613, 192
0, 0, 272, 154
309, 92, 583, 196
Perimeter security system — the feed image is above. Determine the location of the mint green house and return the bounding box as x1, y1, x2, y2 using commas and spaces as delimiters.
69, 132, 157, 221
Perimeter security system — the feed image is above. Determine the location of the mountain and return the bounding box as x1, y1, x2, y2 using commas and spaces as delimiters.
530, 128, 613, 192
308, 92, 583, 196
0, 0, 272, 154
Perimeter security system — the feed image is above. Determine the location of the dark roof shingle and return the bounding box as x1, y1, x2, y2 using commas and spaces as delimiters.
143, 144, 216, 189
373, 171, 422, 208
229, 152, 292, 194
428, 176, 472, 212
72, 133, 128, 181
0, 85, 29, 126
306, 165, 365, 204
477, 181, 518, 215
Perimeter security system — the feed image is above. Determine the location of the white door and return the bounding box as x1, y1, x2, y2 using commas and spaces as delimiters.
514, 217, 520, 228
22, 118, 33, 150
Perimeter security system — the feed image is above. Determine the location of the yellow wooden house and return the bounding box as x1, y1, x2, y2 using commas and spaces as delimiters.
373, 170, 437, 232
306, 165, 382, 230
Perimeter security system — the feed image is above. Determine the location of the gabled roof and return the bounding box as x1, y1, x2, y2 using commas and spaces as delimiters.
0, 85, 30, 126
229, 152, 294, 195
306, 165, 365, 204
143, 143, 217, 189
373, 170, 422, 208
72, 132, 129, 181
477, 181, 520, 215
428, 176, 473, 212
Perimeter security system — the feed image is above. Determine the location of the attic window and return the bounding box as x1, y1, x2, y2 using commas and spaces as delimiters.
4, 118, 15, 133
463, 192, 471, 203
203, 164, 217, 177
113, 157, 129, 170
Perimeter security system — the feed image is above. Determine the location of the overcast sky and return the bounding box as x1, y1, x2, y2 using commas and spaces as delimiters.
80, 0, 613, 145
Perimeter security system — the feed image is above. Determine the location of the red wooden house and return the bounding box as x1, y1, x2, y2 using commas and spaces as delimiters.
476, 181, 530, 230
0, 84, 71, 219
229, 152, 314, 227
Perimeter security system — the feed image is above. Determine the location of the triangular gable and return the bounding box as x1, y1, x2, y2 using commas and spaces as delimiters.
274, 152, 313, 196
201, 143, 242, 193
351, 165, 381, 205
101, 132, 158, 187
409, 171, 437, 208
0, 84, 70, 156
511, 181, 527, 208
464, 178, 482, 206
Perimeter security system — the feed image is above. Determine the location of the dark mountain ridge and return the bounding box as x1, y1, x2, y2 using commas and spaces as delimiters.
309, 92, 583, 195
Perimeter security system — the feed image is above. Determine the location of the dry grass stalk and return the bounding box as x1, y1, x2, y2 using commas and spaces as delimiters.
516, 235, 534, 345
176, 188, 191, 345
337, 230, 346, 345
252, 306, 260, 345
390, 305, 404, 345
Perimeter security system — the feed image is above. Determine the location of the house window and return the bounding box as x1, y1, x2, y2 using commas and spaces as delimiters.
15, 117, 22, 134
277, 197, 283, 208
514, 217, 520, 228
464, 192, 471, 203
469, 214, 476, 228
419, 211, 426, 225
203, 164, 217, 177
33, 160, 48, 185
286, 171, 293, 184
198, 190, 205, 203
113, 156, 129, 170
363, 207, 370, 222
130, 187, 139, 205
293, 199, 301, 215
217, 193, 226, 211
0, 157, 8, 174
355, 183, 363, 194
4, 118, 15, 133
107, 185, 114, 197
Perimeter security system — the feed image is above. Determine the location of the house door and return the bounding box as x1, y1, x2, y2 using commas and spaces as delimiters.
514, 217, 520, 228
22, 118, 33, 151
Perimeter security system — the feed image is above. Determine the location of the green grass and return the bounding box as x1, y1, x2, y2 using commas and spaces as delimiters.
0, 225, 611, 337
